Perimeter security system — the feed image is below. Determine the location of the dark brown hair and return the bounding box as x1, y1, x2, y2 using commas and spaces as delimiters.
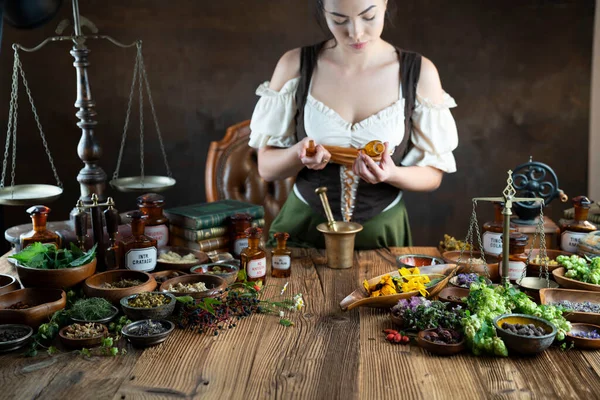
315, 0, 397, 38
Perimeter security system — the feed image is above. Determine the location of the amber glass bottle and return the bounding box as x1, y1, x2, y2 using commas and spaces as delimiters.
240, 227, 266, 284
482, 202, 517, 256
121, 211, 157, 272
20, 205, 61, 249
137, 193, 169, 247
271, 232, 292, 278
498, 232, 528, 282
230, 213, 252, 258
559, 196, 597, 253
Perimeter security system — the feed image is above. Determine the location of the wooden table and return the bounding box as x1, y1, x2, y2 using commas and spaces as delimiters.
0, 247, 599, 400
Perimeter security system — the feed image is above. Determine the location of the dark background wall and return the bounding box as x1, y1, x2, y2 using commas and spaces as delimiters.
0, 0, 594, 249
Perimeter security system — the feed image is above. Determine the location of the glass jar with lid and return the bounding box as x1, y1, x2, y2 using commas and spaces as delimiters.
137, 193, 169, 247
559, 196, 597, 253
20, 205, 61, 249
482, 201, 517, 256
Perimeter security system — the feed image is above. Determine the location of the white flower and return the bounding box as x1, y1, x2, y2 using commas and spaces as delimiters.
293, 294, 305, 311
280, 282, 289, 295
279, 310, 285, 318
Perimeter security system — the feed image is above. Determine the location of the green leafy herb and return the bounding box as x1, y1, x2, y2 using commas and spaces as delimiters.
279, 318, 294, 327
70, 298, 113, 321
9, 243, 97, 270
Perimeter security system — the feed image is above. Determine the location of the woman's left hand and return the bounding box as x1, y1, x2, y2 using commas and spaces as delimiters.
352, 142, 395, 184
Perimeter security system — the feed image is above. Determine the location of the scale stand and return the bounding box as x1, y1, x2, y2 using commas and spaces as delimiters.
467, 170, 549, 286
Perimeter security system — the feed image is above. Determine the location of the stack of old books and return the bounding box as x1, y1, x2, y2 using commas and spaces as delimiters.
164, 199, 265, 252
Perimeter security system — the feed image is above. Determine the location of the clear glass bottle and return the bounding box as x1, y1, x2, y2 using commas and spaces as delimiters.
137, 193, 169, 247
121, 211, 157, 272
271, 232, 292, 278
498, 232, 528, 282
230, 213, 252, 258
482, 201, 517, 256
240, 227, 266, 284
559, 196, 597, 253
20, 205, 61, 249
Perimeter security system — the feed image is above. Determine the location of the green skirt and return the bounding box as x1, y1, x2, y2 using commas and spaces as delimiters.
268, 190, 412, 250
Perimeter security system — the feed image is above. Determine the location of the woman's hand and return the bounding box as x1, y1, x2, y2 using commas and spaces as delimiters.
352, 142, 395, 184
297, 138, 332, 170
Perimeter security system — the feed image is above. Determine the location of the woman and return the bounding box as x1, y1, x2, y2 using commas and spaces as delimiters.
249, 0, 458, 249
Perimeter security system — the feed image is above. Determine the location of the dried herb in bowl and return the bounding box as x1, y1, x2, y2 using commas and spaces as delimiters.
126, 320, 169, 336
69, 298, 114, 321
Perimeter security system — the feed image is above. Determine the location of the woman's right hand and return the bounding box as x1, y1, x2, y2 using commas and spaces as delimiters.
297, 138, 332, 170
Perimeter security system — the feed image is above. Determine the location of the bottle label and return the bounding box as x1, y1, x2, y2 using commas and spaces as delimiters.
234, 238, 249, 257
482, 231, 503, 255
272, 255, 291, 270
561, 231, 588, 253
247, 257, 266, 279
145, 225, 169, 247
498, 260, 526, 281
125, 247, 157, 272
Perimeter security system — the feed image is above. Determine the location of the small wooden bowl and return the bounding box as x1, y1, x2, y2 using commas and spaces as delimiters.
493, 314, 556, 355
565, 323, 600, 350
442, 251, 500, 282
190, 262, 239, 285
16, 258, 97, 289
539, 288, 600, 325
83, 270, 157, 305
151, 270, 188, 285
0, 288, 66, 327
0, 274, 20, 295
437, 287, 469, 307
416, 329, 466, 356
159, 274, 227, 300
524, 249, 573, 276
396, 254, 445, 269
552, 268, 600, 292
59, 323, 108, 349
156, 246, 209, 271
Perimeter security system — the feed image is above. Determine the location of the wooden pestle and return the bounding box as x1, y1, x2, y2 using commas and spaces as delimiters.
315, 186, 337, 232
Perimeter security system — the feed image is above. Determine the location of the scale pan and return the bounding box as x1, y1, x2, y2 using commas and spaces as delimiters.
110, 176, 176, 193
0, 184, 62, 206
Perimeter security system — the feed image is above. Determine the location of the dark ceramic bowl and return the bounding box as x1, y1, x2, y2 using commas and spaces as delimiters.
190, 262, 239, 285
565, 323, 600, 350
0, 288, 66, 327
396, 254, 444, 269
416, 329, 466, 356
120, 292, 176, 321
0, 274, 20, 295
156, 246, 209, 271
70, 305, 119, 325
159, 274, 227, 300
493, 314, 557, 355
59, 323, 108, 349
121, 319, 175, 348
15, 258, 97, 289
0, 324, 33, 353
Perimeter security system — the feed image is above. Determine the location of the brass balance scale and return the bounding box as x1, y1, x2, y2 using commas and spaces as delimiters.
459, 170, 559, 290
0, 0, 174, 208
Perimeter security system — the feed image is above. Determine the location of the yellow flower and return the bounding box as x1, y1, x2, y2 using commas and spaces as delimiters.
380, 284, 397, 296
363, 279, 371, 294
399, 267, 411, 277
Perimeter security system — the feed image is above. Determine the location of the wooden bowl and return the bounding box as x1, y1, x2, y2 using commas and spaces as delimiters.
339, 264, 459, 311
120, 292, 176, 321
565, 323, 600, 350
493, 314, 556, 355
552, 267, 600, 292
0, 324, 34, 353
159, 274, 227, 300
83, 270, 157, 305
190, 262, 239, 285
417, 329, 466, 356
437, 287, 469, 307
16, 258, 97, 289
59, 323, 108, 348
0, 274, 20, 295
0, 288, 66, 327
396, 254, 445, 269
151, 270, 188, 286
121, 319, 175, 348
442, 251, 500, 282
539, 288, 600, 325
524, 249, 573, 276
156, 246, 209, 271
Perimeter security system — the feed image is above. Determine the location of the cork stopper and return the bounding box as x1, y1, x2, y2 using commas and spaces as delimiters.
137, 193, 165, 207
244, 226, 263, 238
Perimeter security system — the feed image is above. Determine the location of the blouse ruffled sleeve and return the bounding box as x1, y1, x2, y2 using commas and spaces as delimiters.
248, 78, 300, 149
401, 92, 459, 173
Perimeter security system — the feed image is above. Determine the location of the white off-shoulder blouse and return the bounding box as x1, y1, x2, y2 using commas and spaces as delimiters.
249, 77, 459, 221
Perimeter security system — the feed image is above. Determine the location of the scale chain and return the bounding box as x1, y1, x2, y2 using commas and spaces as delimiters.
138, 48, 144, 184
1, 50, 20, 190
113, 48, 141, 180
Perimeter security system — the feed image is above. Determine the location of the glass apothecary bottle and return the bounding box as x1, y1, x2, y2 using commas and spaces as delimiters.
20, 205, 61, 249
559, 196, 597, 253
240, 227, 266, 284
482, 201, 517, 256
121, 211, 157, 272
230, 213, 252, 258
498, 232, 528, 282
137, 193, 169, 247
271, 232, 292, 278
